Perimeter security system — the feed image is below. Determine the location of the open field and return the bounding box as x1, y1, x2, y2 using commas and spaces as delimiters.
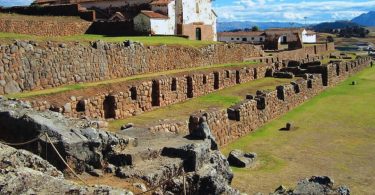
6, 61, 256, 99
0, 32, 218, 47
108, 77, 292, 131
222, 66, 375, 194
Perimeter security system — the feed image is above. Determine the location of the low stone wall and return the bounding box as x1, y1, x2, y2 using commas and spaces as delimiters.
272, 43, 335, 61
0, 18, 92, 36
28, 63, 277, 119
0, 41, 264, 95
189, 57, 372, 146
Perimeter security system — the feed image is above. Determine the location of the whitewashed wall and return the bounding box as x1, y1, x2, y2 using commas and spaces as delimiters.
150, 19, 174, 35
150, 1, 176, 35
211, 10, 217, 41
179, 0, 215, 25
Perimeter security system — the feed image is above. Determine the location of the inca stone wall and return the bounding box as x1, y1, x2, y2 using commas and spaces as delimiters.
27, 63, 277, 119
0, 18, 92, 36
272, 43, 335, 61
189, 57, 372, 146
0, 41, 264, 95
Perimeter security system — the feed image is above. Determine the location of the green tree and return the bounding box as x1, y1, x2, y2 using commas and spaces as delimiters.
251, 26, 260, 31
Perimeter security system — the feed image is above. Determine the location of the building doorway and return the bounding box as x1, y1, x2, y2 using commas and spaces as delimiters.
196, 28, 202, 40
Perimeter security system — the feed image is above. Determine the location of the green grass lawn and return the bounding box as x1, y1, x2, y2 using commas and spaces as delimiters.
108, 77, 292, 131
7, 61, 257, 99
0, 32, 218, 47
222, 66, 375, 194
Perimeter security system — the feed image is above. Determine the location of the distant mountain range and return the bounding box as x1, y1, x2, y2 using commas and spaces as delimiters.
351, 11, 375, 27
217, 21, 304, 32
218, 11, 375, 32
312, 21, 361, 32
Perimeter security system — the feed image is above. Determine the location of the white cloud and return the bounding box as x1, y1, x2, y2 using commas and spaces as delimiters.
0, 0, 33, 7
214, 0, 375, 23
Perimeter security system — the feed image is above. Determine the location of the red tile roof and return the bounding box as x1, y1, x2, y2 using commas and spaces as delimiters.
140, 10, 169, 19
150, 0, 170, 6
218, 31, 265, 36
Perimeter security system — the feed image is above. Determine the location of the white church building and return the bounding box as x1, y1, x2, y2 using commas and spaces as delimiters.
134, 0, 218, 41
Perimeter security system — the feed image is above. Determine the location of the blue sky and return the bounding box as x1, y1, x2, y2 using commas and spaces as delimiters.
213, 0, 375, 23
1, 0, 374, 23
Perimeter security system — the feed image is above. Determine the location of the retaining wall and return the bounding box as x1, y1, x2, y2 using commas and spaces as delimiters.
0, 18, 92, 36
0, 42, 264, 95
28, 63, 277, 119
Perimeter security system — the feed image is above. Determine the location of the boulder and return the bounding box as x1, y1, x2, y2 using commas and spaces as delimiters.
0, 98, 130, 173
0, 143, 132, 195
293, 176, 334, 194
227, 150, 257, 168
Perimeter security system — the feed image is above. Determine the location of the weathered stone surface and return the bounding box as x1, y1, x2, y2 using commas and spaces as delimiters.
4, 80, 21, 94
270, 176, 350, 195
133, 183, 147, 192
293, 176, 336, 195
227, 149, 257, 168
0, 18, 92, 36
160, 139, 239, 195
0, 143, 132, 195
0, 98, 131, 173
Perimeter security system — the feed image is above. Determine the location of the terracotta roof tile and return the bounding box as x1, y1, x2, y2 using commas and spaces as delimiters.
218, 31, 265, 36
150, 0, 170, 6
140, 10, 169, 19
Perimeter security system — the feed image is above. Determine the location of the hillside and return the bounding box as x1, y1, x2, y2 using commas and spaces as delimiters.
312, 20, 360, 32
217, 21, 304, 32
352, 11, 375, 27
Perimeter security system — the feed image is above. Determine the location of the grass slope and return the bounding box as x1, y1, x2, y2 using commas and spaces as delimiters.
109, 77, 292, 130
0, 32, 217, 47
222, 67, 375, 194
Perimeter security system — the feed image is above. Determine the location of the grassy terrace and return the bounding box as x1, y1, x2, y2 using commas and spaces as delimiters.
0, 32, 218, 47
6, 61, 257, 99
222, 66, 375, 194
0, 14, 218, 46
108, 77, 292, 131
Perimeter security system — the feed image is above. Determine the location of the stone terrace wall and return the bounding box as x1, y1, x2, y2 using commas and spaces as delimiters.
28, 63, 277, 120
189, 57, 372, 146
0, 18, 92, 36
273, 43, 335, 61
0, 41, 264, 95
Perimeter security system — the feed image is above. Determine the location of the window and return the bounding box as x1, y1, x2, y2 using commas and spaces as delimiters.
203, 75, 207, 84
242, 38, 247, 41
251, 37, 255, 40
236, 38, 240, 40
226, 70, 230, 78
260, 37, 263, 41
76, 100, 85, 112
130, 87, 137, 100
231, 38, 234, 40
196, 3, 199, 13
171, 78, 177, 91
